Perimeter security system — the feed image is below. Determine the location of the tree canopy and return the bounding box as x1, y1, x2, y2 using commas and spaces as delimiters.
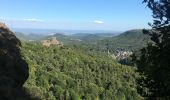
134, 0, 170, 99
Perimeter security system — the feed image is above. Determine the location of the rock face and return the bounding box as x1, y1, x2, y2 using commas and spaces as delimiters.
41, 37, 63, 47
0, 22, 29, 99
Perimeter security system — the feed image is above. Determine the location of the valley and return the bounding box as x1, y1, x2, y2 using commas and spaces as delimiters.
1, 0, 169, 99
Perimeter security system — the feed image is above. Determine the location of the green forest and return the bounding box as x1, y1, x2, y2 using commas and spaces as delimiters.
0, 0, 169, 100
22, 42, 141, 100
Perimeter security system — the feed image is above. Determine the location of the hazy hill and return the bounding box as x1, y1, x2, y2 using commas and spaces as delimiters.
15, 32, 47, 41
70, 33, 116, 41
94, 29, 150, 52
15, 32, 29, 41
70, 33, 102, 41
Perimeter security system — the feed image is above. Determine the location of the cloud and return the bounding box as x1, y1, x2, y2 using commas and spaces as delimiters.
94, 20, 104, 24
23, 18, 44, 22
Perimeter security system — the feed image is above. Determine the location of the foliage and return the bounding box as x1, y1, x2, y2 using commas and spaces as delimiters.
21, 42, 142, 100
133, 0, 170, 99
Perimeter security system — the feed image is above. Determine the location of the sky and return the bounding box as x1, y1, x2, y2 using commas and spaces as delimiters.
0, 0, 153, 31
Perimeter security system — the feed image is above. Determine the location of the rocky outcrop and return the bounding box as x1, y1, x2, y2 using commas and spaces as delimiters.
0, 22, 30, 99
41, 37, 63, 47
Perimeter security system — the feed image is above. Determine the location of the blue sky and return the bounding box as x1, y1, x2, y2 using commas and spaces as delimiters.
0, 0, 152, 31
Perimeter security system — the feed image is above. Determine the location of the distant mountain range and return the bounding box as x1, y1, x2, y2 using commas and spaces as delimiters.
14, 31, 117, 43
15, 29, 150, 52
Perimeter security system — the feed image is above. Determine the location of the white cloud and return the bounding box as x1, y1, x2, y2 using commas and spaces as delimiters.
94, 20, 104, 24
23, 18, 44, 22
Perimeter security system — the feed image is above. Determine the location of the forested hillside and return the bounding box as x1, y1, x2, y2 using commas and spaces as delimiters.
94, 29, 150, 53
21, 42, 142, 100
69, 33, 115, 41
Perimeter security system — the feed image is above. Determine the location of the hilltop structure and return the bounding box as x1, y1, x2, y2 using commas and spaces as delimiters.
41, 37, 63, 47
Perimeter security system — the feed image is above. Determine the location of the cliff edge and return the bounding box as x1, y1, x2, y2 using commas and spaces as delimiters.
0, 22, 34, 99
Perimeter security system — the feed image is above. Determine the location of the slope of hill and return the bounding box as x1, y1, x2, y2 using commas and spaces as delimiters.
70, 33, 116, 41
70, 33, 101, 41
15, 32, 30, 41
110, 29, 149, 50
90, 29, 150, 53
22, 42, 142, 100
